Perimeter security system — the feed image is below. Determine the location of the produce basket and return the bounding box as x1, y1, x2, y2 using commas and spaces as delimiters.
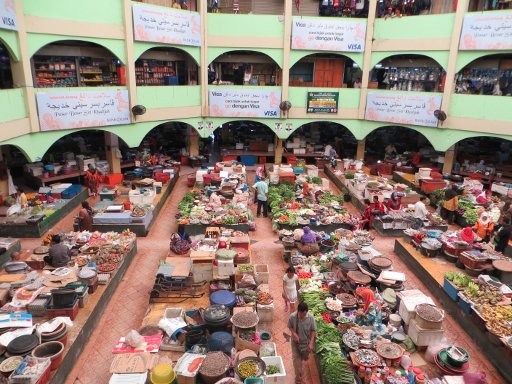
235, 357, 266, 380
198, 352, 230, 384
459, 251, 488, 270
231, 311, 259, 329
415, 303, 444, 329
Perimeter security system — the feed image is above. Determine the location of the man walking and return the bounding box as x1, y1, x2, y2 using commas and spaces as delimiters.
287, 302, 316, 384
252, 178, 269, 218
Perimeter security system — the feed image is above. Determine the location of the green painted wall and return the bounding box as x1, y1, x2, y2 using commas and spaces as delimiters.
374, 14, 455, 41
208, 47, 283, 68
27, 34, 127, 64
137, 86, 201, 109
455, 51, 512, 72
134, 42, 200, 65
23, 0, 124, 25
208, 14, 284, 38
288, 87, 360, 110
0, 29, 20, 61
0, 89, 27, 123
450, 94, 512, 121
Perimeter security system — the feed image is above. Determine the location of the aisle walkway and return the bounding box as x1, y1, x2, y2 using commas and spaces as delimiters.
21, 169, 505, 383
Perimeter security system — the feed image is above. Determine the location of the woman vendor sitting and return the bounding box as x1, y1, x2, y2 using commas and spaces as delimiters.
297, 226, 320, 255
354, 287, 383, 332
460, 226, 475, 244
386, 192, 402, 211
473, 212, 494, 243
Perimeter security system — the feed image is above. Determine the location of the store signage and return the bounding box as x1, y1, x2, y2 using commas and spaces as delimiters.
307, 91, 339, 114
0, 0, 17, 31
291, 17, 366, 52
365, 92, 442, 128
132, 3, 201, 47
460, 11, 512, 50
36, 90, 131, 131
209, 88, 282, 119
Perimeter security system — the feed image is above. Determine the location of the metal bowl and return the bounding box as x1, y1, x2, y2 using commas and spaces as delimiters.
235, 356, 266, 379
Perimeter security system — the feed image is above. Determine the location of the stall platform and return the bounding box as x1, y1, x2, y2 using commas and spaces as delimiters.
373, 219, 448, 237
324, 166, 365, 213
393, 172, 422, 194
275, 222, 352, 233
0, 188, 88, 238
46, 241, 138, 383
92, 173, 178, 237
393, 239, 512, 383
184, 223, 250, 237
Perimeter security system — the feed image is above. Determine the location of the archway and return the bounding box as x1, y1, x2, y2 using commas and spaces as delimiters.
455, 53, 512, 96
363, 125, 435, 165
32, 40, 125, 88
0, 41, 13, 89
287, 122, 358, 162
454, 136, 512, 170
290, 53, 362, 88
208, 50, 282, 86
211, 120, 276, 164
138, 121, 197, 160
370, 54, 445, 92
135, 47, 199, 86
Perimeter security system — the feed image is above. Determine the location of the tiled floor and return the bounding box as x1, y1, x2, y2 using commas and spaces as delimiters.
19, 167, 505, 384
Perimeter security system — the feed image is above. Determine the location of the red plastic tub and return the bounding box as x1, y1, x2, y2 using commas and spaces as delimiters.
187, 174, 196, 187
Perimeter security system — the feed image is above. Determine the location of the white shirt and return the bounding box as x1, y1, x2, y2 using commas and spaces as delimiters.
413, 201, 429, 219
324, 145, 333, 157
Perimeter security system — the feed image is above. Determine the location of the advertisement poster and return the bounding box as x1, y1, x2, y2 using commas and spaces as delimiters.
132, 3, 201, 47
460, 12, 512, 50
291, 17, 366, 52
209, 88, 281, 118
307, 91, 339, 113
365, 92, 442, 127
36, 90, 131, 131
0, 0, 16, 31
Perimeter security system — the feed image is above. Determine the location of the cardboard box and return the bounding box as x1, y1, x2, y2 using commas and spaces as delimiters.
174, 353, 204, 384
235, 331, 260, 353
254, 264, 269, 284
109, 353, 159, 373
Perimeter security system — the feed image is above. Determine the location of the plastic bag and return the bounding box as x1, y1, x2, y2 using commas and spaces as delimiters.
425, 338, 449, 363
125, 330, 144, 348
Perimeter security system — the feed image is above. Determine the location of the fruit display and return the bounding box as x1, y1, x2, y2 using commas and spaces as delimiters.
257, 291, 273, 305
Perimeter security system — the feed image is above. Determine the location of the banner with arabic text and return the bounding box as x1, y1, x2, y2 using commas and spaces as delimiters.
291, 17, 366, 52
209, 88, 281, 118
132, 3, 201, 47
36, 90, 131, 131
0, 0, 17, 31
365, 92, 442, 127
460, 11, 512, 50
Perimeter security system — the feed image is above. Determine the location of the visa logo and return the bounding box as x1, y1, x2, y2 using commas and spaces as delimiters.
2, 17, 15, 27
348, 43, 361, 50
264, 111, 277, 116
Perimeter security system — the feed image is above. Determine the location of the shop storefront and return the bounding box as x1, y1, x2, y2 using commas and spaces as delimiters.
135, 48, 198, 86
455, 54, 512, 96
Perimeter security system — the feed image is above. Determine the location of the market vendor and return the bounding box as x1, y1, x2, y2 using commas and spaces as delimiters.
324, 144, 333, 157
362, 199, 373, 230
16, 188, 27, 209
386, 192, 402, 211
413, 196, 431, 228
460, 227, 475, 244
209, 191, 223, 208
354, 287, 384, 332
44, 235, 70, 268
370, 195, 386, 217
441, 186, 459, 225
298, 226, 320, 255
85, 165, 101, 197
384, 143, 397, 160
473, 212, 494, 242
493, 216, 512, 253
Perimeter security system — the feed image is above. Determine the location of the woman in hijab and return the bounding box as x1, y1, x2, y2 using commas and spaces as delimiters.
301, 226, 317, 244
355, 287, 383, 330
256, 167, 265, 182
473, 212, 494, 242
298, 226, 320, 255
460, 226, 475, 244
386, 192, 402, 211
442, 186, 459, 224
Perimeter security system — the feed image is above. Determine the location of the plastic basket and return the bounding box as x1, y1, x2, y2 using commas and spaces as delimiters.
9, 356, 51, 384
442, 278, 460, 302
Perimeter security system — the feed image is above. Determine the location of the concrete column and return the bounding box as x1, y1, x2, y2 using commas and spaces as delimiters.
105, 132, 121, 174
189, 129, 200, 157
439, 0, 469, 127
274, 137, 283, 165
357, 0, 378, 119
123, 0, 137, 122
442, 145, 456, 174
356, 139, 366, 161
199, 0, 209, 116
281, 0, 293, 103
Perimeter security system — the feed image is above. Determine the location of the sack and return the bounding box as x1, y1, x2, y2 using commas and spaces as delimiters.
170, 233, 190, 255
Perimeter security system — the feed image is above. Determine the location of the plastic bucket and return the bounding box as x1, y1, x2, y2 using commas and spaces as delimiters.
32, 341, 64, 370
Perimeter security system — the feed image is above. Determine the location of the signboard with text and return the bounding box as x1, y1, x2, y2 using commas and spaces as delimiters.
0, 0, 17, 31
209, 88, 282, 119
36, 90, 131, 131
132, 3, 201, 47
307, 91, 339, 113
460, 11, 512, 50
365, 92, 442, 128
291, 17, 366, 52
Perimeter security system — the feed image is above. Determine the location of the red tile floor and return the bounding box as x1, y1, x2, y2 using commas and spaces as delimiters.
20, 167, 506, 383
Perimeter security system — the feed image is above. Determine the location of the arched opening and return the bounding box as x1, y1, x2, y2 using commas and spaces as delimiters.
454, 137, 512, 172
364, 126, 436, 165
287, 122, 357, 162
319, 0, 369, 18
468, 0, 511, 11
135, 47, 199, 86
32, 40, 125, 88
455, 54, 512, 96
211, 120, 275, 165
290, 53, 362, 88
208, 51, 281, 86
138, 122, 197, 160
2, 145, 29, 179
370, 54, 445, 92
0, 42, 13, 89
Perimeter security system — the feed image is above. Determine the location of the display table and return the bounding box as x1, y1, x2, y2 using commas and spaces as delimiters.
394, 239, 512, 383
0, 187, 88, 238
393, 172, 422, 194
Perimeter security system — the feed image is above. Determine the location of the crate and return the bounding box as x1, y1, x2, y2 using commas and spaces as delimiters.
459, 252, 487, 270
27, 296, 51, 317
254, 264, 269, 284
66, 283, 89, 308
457, 292, 473, 314
46, 296, 79, 320
442, 278, 460, 302
420, 179, 446, 194
9, 356, 51, 384
398, 290, 435, 325
256, 303, 274, 322
218, 260, 235, 276
261, 356, 286, 384
407, 318, 444, 347
305, 166, 318, 178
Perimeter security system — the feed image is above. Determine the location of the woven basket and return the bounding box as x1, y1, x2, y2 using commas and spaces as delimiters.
415, 303, 444, 329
